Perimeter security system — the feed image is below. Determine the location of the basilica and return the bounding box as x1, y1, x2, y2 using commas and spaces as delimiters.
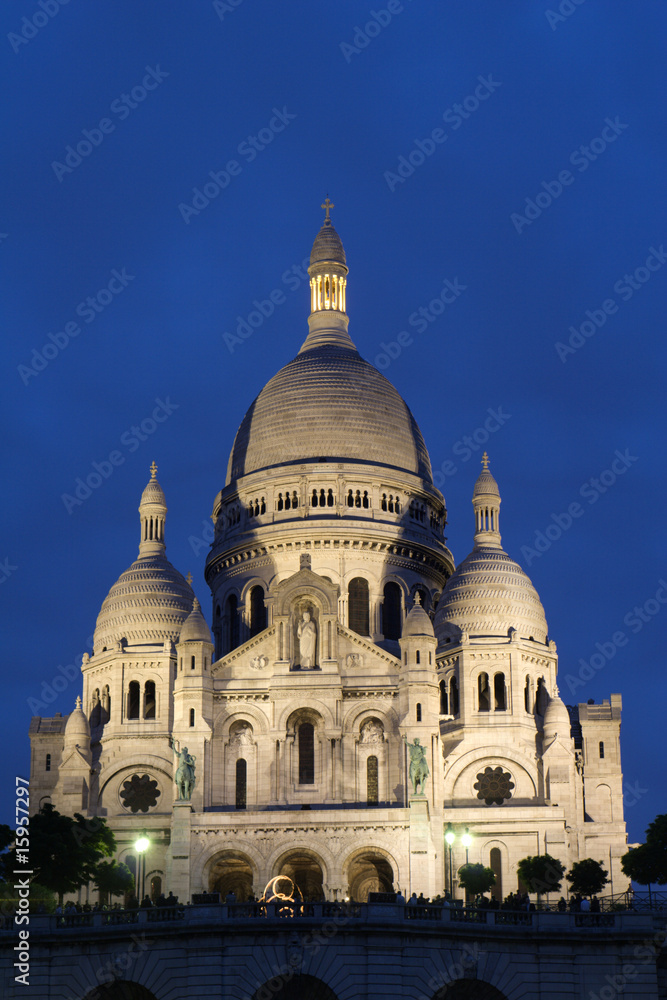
28, 205, 629, 905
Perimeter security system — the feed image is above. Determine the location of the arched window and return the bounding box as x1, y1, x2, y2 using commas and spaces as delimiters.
599, 741, 605, 759
190, 655, 196, 671
236, 758, 247, 810
449, 676, 459, 716
189, 708, 195, 727
494, 672, 507, 711
327, 488, 334, 507
102, 685, 111, 724
90, 689, 101, 728
276, 492, 284, 511
478, 673, 490, 712
127, 681, 140, 720
249, 585, 267, 637
416, 703, 422, 722
225, 594, 239, 652
535, 677, 548, 716
367, 756, 378, 805
489, 847, 502, 901
144, 680, 156, 719
382, 582, 402, 641
416, 650, 421, 664
45, 754, 51, 772
439, 680, 448, 715
524, 675, 532, 713
298, 723, 314, 784
348, 577, 369, 636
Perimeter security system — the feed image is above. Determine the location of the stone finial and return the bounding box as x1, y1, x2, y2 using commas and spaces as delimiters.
414, 591, 422, 605
75, 695, 82, 710
481, 452, 490, 470
186, 571, 193, 587
150, 460, 158, 479
300, 553, 311, 571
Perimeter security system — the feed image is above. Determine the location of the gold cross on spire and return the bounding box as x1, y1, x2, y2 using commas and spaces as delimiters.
321, 196, 334, 222
481, 452, 490, 470
414, 591, 422, 606
150, 460, 158, 479
186, 571, 193, 586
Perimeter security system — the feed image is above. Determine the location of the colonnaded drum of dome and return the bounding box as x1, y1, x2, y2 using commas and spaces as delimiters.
29, 203, 629, 926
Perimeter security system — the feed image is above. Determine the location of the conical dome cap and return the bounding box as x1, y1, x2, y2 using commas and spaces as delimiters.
543, 691, 571, 740
140, 461, 167, 507
402, 596, 435, 638
64, 697, 91, 749
473, 455, 500, 499
179, 597, 213, 643
310, 221, 347, 269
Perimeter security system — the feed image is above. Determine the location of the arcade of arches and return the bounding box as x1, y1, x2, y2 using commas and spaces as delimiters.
208, 848, 395, 902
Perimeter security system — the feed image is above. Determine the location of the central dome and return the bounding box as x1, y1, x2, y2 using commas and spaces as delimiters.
226, 344, 433, 483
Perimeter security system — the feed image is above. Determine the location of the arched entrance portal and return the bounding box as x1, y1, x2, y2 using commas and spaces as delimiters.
433, 983, 509, 1000
252, 974, 338, 1000
83, 986, 158, 1000
208, 850, 254, 900
276, 850, 324, 901
347, 851, 394, 901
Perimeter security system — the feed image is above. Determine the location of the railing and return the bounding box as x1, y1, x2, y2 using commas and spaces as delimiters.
2, 902, 660, 937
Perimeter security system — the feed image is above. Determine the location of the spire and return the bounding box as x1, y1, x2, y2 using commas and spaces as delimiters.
138, 462, 168, 558
299, 199, 356, 354
472, 453, 502, 549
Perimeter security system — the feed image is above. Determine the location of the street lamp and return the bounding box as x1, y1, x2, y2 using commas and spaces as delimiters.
445, 824, 455, 899
135, 833, 150, 901
461, 828, 472, 865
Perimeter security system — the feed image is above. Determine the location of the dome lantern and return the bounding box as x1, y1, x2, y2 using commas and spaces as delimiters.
472, 452, 502, 549
299, 199, 355, 354
139, 461, 167, 558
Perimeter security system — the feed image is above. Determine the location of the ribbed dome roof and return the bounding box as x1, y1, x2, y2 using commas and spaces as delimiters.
434, 546, 548, 643
473, 468, 500, 499
94, 555, 193, 653
179, 598, 213, 643
310, 221, 346, 268
64, 698, 91, 749
543, 692, 571, 739
226, 344, 433, 483
402, 599, 435, 638
140, 477, 166, 506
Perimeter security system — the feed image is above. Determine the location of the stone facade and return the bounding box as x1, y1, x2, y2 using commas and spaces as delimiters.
28, 211, 630, 910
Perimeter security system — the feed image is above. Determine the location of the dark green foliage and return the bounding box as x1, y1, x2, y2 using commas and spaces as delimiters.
516, 854, 565, 896
566, 859, 609, 897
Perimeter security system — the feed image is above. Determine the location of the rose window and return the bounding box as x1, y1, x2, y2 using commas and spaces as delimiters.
474, 766, 514, 805
120, 773, 161, 813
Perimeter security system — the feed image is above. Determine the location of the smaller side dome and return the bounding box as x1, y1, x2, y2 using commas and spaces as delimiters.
64, 696, 91, 750
179, 598, 213, 644
402, 595, 435, 638
543, 692, 571, 741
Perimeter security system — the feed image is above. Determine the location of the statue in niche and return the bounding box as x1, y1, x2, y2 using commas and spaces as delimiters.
403, 735, 429, 795
297, 610, 317, 668
360, 719, 383, 744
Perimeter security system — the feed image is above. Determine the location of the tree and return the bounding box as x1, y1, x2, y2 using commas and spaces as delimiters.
516, 854, 565, 899
621, 813, 667, 904
93, 861, 135, 905
457, 863, 496, 897
3, 804, 116, 905
566, 859, 609, 898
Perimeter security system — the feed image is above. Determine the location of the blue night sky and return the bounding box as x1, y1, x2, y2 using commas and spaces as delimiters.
1, 1, 665, 846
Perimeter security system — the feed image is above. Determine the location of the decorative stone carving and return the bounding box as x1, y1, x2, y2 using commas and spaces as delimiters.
174, 745, 196, 801
360, 719, 383, 744
249, 654, 268, 671
346, 653, 364, 669
403, 735, 429, 794
229, 723, 254, 747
